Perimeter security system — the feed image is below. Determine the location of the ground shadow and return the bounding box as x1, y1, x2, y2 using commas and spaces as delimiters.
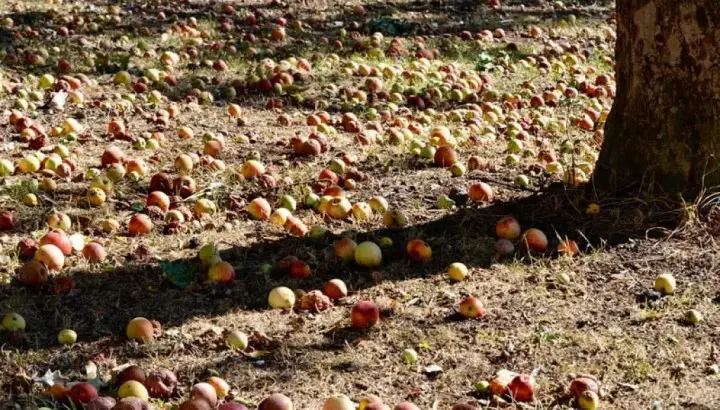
0, 182, 689, 404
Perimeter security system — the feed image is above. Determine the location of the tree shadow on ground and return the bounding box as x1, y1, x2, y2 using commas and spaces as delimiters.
1, 184, 685, 346
0, 183, 689, 404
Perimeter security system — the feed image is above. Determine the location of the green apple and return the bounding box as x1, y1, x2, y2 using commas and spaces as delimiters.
402, 348, 418, 364
225, 330, 249, 350
57, 329, 77, 345
685, 309, 703, 325
654, 273, 676, 295
2, 313, 26, 331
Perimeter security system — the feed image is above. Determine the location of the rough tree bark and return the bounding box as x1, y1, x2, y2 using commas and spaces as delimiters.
592, 0, 720, 196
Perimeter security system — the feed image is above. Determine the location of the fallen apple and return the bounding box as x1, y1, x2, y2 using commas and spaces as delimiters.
67, 383, 98, 405
86, 396, 116, 410
402, 348, 418, 364
520, 228, 548, 253
268, 286, 296, 309
448, 262, 468, 281
495, 216, 521, 240
406, 239, 431, 262
248, 197, 272, 220
685, 309, 703, 324
323, 394, 355, 410
351, 300, 380, 329
208, 261, 236, 284
355, 241, 382, 267
35, 244, 65, 271
57, 328, 77, 345
118, 380, 149, 401
654, 273, 676, 295
126, 317, 154, 343
258, 393, 293, 410
128, 214, 153, 236
459, 296, 485, 318
82, 242, 107, 263
226, 329, 249, 350
324, 279, 348, 300
369, 196, 389, 213
507, 374, 535, 402
1, 313, 26, 331
40, 229, 72, 255
117, 365, 146, 385
17, 260, 48, 287
335, 238, 357, 263
144, 369, 177, 399
578, 390, 599, 410
191, 382, 218, 407
383, 209, 407, 229
207, 377, 230, 399
468, 182, 493, 202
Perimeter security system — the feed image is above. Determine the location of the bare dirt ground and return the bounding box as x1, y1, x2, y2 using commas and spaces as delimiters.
0, 0, 719, 409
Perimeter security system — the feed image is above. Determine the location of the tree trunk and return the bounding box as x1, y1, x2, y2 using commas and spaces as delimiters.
592, 0, 720, 196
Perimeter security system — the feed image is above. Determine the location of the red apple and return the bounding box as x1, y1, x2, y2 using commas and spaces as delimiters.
569, 376, 600, 398
67, 382, 98, 404
82, 242, 106, 263
434, 146, 458, 167
459, 296, 485, 318
406, 239, 432, 262
117, 365, 146, 385
520, 228, 548, 253
17, 260, 48, 287
334, 238, 357, 263
40, 229, 72, 255
495, 216, 521, 240
248, 197, 272, 220
351, 300, 380, 329
191, 382, 217, 407
468, 182, 493, 202
557, 239, 579, 257
128, 214, 153, 236
258, 393, 293, 410
507, 374, 535, 402
324, 279, 348, 300
290, 260, 311, 279
208, 261, 236, 284
0, 211, 16, 230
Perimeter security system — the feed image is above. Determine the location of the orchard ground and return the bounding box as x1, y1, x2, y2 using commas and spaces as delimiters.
0, 0, 719, 409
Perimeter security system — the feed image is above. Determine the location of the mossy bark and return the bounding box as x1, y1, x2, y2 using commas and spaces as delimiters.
593, 0, 720, 197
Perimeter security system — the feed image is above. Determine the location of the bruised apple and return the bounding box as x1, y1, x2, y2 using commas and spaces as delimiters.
17, 260, 49, 287
145, 369, 178, 399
